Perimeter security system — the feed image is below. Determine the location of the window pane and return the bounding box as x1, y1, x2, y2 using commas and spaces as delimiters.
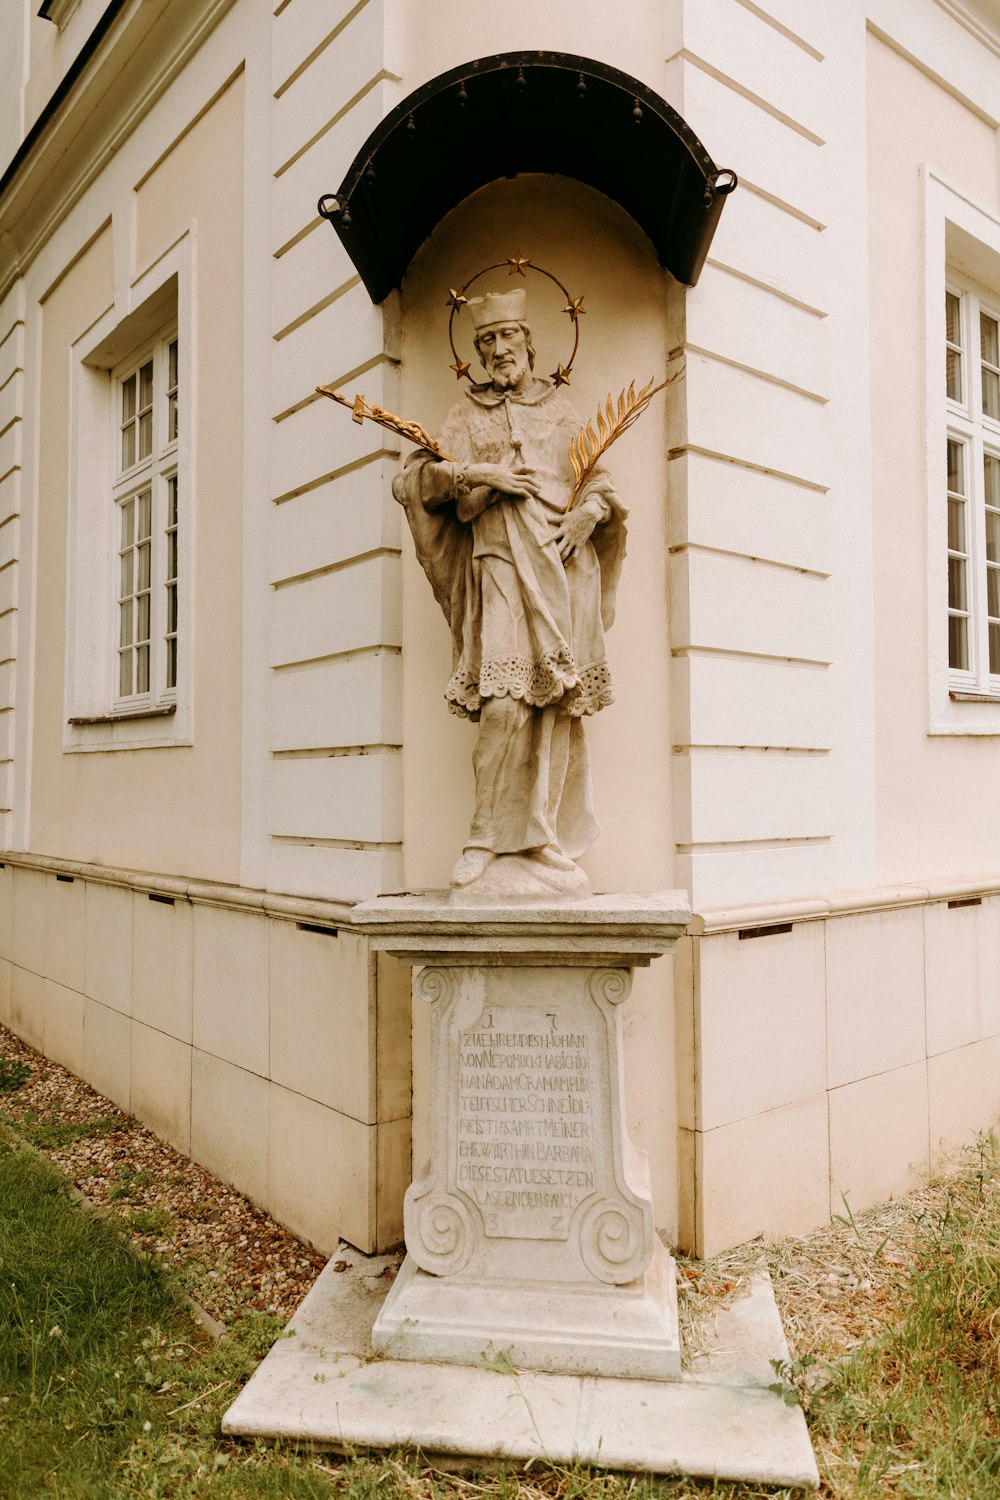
137, 644, 149, 694
168, 339, 178, 391
121, 423, 136, 471
983, 368, 1000, 422
981, 311, 999, 367
139, 360, 153, 410
949, 614, 969, 671
167, 636, 177, 690
138, 409, 152, 460
119, 599, 132, 648
167, 530, 177, 578
120, 550, 133, 597
137, 592, 150, 642
119, 652, 132, 698
122, 374, 136, 422
992, 623, 1000, 676
138, 491, 151, 538
989, 568, 1000, 619
986, 509, 1000, 564
946, 291, 963, 401
948, 439, 964, 494
986, 454, 1000, 507
121, 499, 134, 548
168, 393, 178, 443
948, 497, 966, 551
167, 583, 177, 633
949, 556, 967, 611
138, 543, 150, 591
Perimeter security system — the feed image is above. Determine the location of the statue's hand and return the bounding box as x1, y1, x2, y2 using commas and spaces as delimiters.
553, 495, 604, 562
465, 463, 540, 501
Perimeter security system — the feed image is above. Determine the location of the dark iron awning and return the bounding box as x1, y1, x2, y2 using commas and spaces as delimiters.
319, 52, 736, 304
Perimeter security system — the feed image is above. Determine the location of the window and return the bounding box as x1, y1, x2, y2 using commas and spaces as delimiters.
111, 328, 179, 706
66, 249, 192, 751
945, 277, 1000, 696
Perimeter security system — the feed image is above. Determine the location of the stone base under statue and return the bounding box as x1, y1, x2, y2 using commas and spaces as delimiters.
372, 1238, 679, 1380
222, 892, 818, 1485
221, 1244, 820, 1488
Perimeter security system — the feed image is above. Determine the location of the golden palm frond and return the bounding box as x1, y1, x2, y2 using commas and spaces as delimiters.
565, 372, 679, 511
316, 386, 452, 461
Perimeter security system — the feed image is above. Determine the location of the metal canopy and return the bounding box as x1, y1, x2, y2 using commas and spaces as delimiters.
319, 52, 737, 304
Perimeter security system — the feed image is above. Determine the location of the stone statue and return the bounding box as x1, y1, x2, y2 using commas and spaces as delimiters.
392, 288, 627, 898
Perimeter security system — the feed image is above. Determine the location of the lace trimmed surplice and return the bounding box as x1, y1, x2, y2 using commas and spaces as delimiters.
393, 379, 627, 723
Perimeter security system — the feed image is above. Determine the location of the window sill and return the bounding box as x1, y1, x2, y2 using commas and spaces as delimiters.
68, 704, 177, 727
949, 691, 1000, 704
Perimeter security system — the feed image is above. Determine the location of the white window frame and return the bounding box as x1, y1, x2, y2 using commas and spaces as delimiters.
64, 231, 194, 752
111, 328, 179, 711
944, 274, 1000, 697
923, 167, 1000, 735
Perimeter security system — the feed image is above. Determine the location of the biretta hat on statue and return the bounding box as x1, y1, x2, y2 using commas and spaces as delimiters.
468, 290, 526, 331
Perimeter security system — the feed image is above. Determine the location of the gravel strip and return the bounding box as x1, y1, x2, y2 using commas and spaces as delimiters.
0, 1023, 326, 1327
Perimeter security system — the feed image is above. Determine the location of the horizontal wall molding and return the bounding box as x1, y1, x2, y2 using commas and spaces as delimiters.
694, 873, 1000, 935
735, 177, 826, 233
703, 257, 827, 318
733, 0, 825, 62
0, 849, 355, 923
668, 48, 825, 145
668, 444, 830, 495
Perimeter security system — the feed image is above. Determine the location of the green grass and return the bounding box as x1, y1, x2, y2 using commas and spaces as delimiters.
1, 1118, 999, 1498
809, 1132, 1000, 1497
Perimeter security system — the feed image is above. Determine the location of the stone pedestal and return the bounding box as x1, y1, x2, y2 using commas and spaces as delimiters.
349, 892, 690, 1382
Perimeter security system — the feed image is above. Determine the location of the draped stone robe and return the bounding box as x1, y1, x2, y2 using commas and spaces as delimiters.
392, 377, 627, 862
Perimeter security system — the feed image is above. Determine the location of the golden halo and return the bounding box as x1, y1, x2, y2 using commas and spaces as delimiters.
447, 256, 583, 387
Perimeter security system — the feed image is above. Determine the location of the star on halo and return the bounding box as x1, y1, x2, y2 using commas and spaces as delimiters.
450, 358, 471, 379
507, 254, 530, 277
563, 295, 586, 322
550, 364, 572, 387
446, 288, 468, 310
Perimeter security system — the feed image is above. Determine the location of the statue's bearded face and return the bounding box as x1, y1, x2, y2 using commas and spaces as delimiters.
475, 323, 531, 391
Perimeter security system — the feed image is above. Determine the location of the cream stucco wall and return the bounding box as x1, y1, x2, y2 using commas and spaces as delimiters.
867, 32, 1000, 885
31, 75, 244, 881
398, 0, 665, 104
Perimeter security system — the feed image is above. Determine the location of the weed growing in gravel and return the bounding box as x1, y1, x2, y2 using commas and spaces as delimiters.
119, 1205, 173, 1237
107, 1165, 154, 1202
12, 1110, 133, 1150
0, 1056, 30, 1093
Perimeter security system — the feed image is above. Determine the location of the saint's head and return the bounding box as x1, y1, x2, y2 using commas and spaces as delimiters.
469, 290, 536, 393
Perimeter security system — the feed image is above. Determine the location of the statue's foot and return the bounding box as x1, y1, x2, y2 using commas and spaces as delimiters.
448, 850, 591, 901
450, 846, 495, 887
528, 844, 577, 873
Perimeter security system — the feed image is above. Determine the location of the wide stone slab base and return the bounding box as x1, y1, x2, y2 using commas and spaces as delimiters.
372, 1242, 680, 1380
222, 1247, 819, 1489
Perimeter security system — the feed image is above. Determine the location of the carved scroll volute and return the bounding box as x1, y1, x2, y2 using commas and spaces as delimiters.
577, 1196, 649, 1284
405, 965, 483, 1276
586, 968, 632, 1007
405, 1187, 479, 1277
577, 964, 654, 1284
413, 966, 456, 1007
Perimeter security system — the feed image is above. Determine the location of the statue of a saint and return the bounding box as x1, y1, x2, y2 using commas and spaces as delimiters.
392, 288, 627, 897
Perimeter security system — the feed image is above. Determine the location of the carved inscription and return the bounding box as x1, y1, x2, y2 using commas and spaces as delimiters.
456, 1006, 596, 1240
